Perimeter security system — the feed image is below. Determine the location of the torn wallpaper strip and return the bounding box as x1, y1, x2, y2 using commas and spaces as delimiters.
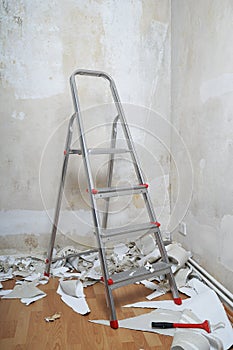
90, 307, 226, 349
2, 281, 46, 305
57, 280, 90, 315
124, 287, 233, 350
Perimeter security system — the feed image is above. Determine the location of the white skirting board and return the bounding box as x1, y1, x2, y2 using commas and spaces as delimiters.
187, 258, 233, 310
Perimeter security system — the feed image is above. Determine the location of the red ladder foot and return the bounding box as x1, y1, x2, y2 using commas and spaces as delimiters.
110, 320, 119, 329
174, 297, 182, 305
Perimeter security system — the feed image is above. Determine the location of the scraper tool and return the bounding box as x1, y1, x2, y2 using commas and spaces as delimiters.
151, 320, 211, 333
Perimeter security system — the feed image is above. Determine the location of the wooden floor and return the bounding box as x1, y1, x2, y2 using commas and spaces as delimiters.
0, 277, 176, 350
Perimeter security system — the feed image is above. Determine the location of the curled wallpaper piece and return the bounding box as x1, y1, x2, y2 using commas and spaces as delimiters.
174, 267, 193, 288
13, 271, 31, 278
60, 294, 90, 315
62, 272, 81, 278
202, 333, 224, 350
179, 278, 210, 298
82, 280, 97, 288
51, 266, 70, 277
24, 272, 41, 282
113, 243, 129, 261
0, 269, 13, 281
140, 280, 158, 290
171, 331, 211, 350
0, 289, 12, 296
59, 279, 85, 298
21, 293, 46, 305
57, 282, 90, 315
137, 247, 161, 267
146, 286, 167, 300
80, 252, 98, 263
2, 282, 46, 300
136, 235, 157, 256
66, 257, 79, 271
171, 309, 224, 350
166, 243, 192, 272
139, 280, 168, 300
38, 277, 49, 286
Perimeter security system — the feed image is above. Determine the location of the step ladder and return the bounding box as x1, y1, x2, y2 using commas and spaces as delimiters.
44, 69, 182, 329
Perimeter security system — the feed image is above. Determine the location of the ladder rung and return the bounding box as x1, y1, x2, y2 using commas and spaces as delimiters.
108, 262, 172, 290
89, 148, 130, 155
67, 148, 130, 155
93, 184, 148, 199
67, 149, 82, 155
100, 222, 160, 239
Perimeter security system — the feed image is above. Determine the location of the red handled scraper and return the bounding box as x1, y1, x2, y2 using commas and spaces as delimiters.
151, 320, 211, 333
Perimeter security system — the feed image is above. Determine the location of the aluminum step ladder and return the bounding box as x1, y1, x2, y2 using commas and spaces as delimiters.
44, 69, 182, 329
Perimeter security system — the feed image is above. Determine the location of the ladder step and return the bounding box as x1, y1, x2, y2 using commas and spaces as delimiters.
89, 148, 130, 155
100, 222, 160, 240
108, 262, 172, 290
93, 184, 148, 199
68, 148, 130, 155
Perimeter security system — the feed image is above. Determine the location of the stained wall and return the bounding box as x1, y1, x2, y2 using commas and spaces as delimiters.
171, 0, 233, 292
0, 0, 172, 250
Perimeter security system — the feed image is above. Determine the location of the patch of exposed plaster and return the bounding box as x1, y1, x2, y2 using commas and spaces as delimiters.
24, 234, 38, 249
220, 215, 233, 271
101, 1, 168, 107
12, 111, 26, 120
200, 73, 233, 103
0, 0, 64, 99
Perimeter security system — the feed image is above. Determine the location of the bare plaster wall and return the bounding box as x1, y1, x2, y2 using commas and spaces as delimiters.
171, 0, 233, 292
0, 0, 172, 251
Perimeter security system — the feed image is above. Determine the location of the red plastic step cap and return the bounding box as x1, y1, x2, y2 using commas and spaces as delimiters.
151, 221, 161, 227
139, 183, 149, 188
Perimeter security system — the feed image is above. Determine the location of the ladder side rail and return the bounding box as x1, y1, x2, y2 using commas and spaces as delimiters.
70, 70, 180, 308
102, 115, 119, 229
108, 80, 160, 221
108, 78, 180, 300
70, 76, 106, 249
70, 75, 117, 322
45, 114, 76, 276
108, 82, 145, 183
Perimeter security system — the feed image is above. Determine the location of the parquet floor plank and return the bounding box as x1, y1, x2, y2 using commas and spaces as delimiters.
0, 277, 178, 349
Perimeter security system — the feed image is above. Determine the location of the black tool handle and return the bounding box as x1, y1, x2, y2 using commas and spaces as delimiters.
151, 322, 174, 329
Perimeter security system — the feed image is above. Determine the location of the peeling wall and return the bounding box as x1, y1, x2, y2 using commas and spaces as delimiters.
1, 0, 232, 293
0, 1, 171, 249
171, 0, 233, 292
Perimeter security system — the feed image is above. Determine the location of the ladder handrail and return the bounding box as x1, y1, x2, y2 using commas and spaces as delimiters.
71, 69, 114, 83
70, 69, 158, 222
70, 69, 117, 116
71, 69, 113, 81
